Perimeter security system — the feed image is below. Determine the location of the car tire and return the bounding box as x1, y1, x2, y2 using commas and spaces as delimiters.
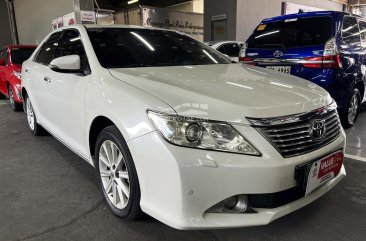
95, 125, 143, 220
24, 94, 46, 136
8, 86, 22, 112
341, 88, 361, 128
0, 91, 5, 99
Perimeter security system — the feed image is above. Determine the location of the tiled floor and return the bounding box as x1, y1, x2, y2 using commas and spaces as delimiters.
345, 103, 366, 159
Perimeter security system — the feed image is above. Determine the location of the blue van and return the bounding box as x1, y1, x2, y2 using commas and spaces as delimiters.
241, 11, 366, 127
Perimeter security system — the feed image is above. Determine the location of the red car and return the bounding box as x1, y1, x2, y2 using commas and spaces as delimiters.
0, 45, 37, 111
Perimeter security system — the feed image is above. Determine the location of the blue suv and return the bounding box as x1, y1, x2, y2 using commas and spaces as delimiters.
241, 11, 366, 127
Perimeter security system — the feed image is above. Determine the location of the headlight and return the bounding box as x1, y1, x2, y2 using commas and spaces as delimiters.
147, 110, 261, 156
13, 70, 21, 79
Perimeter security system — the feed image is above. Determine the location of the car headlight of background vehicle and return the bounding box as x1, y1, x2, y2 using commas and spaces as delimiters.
147, 110, 261, 156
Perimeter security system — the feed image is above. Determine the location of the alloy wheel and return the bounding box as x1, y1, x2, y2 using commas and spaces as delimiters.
26, 98, 35, 131
99, 140, 130, 209
348, 93, 359, 124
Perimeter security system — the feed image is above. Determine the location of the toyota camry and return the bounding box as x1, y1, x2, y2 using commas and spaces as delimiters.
21, 25, 346, 229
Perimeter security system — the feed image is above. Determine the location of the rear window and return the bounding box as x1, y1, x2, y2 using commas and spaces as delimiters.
11, 48, 36, 65
247, 16, 333, 49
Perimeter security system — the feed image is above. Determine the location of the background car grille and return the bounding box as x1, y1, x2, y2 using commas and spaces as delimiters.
254, 110, 341, 158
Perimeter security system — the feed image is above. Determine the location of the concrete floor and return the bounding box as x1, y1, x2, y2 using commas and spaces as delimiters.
0, 100, 365, 241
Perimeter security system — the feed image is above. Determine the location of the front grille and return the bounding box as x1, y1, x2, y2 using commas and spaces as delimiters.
247, 105, 341, 158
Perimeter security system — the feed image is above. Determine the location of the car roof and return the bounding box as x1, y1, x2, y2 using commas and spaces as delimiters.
261, 11, 349, 23
208, 41, 244, 47
53, 24, 182, 35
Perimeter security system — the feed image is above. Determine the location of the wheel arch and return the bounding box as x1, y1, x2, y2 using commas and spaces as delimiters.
354, 81, 365, 101
88, 116, 116, 164
21, 87, 28, 99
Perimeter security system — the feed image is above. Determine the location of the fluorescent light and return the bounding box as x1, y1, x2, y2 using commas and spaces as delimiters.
270, 82, 293, 89
226, 82, 254, 90
202, 50, 218, 64
128, 0, 139, 4
255, 30, 280, 39
131, 32, 155, 51
70, 37, 81, 42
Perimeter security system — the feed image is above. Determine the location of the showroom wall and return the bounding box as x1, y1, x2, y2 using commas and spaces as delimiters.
0, 1, 12, 49
13, 0, 74, 45
236, 0, 344, 42
204, 0, 237, 41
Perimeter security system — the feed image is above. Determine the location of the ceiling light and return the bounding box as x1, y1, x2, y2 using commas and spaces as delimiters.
127, 0, 139, 4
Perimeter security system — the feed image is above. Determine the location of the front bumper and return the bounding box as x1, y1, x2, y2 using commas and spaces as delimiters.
127, 124, 346, 229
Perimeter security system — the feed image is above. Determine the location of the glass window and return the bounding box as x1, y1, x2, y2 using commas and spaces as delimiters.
247, 16, 333, 49
358, 20, 366, 46
34, 32, 62, 65
54, 30, 86, 58
224, 43, 240, 57
0, 49, 4, 62
342, 16, 361, 46
4, 49, 8, 66
87, 28, 231, 68
11, 48, 36, 65
54, 29, 87, 69
217, 45, 226, 54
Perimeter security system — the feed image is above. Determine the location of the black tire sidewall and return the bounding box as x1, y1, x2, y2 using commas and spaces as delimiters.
95, 126, 141, 219
8, 86, 22, 112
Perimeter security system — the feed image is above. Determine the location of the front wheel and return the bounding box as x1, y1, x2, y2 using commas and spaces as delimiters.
95, 125, 143, 220
8, 86, 22, 112
341, 88, 361, 128
24, 95, 46, 136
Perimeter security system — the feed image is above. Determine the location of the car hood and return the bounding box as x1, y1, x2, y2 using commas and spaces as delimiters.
109, 64, 332, 123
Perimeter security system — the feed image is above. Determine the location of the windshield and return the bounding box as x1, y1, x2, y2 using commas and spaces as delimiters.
87, 28, 231, 68
11, 48, 36, 65
247, 16, 333, 49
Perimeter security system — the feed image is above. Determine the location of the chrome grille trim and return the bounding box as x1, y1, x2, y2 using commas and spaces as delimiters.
247, 103, 341, 158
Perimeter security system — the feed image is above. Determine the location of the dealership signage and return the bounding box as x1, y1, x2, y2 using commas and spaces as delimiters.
142, 7, 204, 41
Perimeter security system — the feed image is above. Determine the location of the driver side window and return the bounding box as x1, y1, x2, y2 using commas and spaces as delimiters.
54, 30, 88, 69
34, 32, 62, 65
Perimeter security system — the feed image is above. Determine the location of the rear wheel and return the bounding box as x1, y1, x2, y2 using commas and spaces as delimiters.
341, 88, 361, 128
95, 125, 143, 220
25, 95, 46, 136
8, 86, 22, 112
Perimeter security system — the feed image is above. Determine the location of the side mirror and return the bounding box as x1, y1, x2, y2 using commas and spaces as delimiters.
0, 58, 5, 66
49, 55, 83, 74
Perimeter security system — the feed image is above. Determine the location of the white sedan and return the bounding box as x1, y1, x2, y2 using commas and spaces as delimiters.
207, 41, 244, 62
21, 25, 346, 229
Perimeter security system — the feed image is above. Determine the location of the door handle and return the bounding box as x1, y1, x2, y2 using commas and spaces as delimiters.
44, 77, 51, 83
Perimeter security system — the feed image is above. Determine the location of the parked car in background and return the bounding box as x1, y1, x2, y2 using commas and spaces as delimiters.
0, 45, 37, 111
240, 11, 366, 127
207, 41, 243, 62
21, 25, 345, 229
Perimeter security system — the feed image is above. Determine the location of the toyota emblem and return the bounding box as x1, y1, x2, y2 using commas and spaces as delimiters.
311, 120, 326, 141
273, 50, 283, 58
